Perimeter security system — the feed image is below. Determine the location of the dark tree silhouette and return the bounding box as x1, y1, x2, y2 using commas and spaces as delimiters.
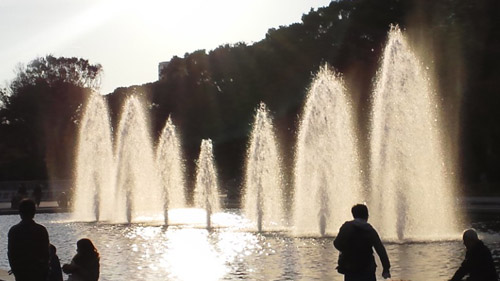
0, 56, 101, 180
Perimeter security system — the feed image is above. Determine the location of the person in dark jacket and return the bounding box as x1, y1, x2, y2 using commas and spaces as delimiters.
8, 199, 50, 281
334, 204, 391, 281
62, 238, 100, 281
450, 229, 498, 281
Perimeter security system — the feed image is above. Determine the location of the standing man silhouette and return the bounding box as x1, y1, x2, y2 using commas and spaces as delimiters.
449, 229, 498, 281
8, 199, 50, 281
334, 204, 391, 281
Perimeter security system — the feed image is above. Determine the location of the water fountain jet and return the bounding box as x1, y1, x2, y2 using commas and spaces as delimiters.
73, 93, 115, 222
156, 116, 187, 225
369, 26, 459, 241
293, 65, 363, 236
242, 103, 285, 232
114, 97, 163, 223
194, 139, 221, 229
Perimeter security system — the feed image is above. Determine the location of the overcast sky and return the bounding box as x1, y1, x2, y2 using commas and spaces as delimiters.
0, 0, 331, 94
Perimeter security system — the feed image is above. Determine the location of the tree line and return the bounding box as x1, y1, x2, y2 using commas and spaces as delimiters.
1, 0, 499, 197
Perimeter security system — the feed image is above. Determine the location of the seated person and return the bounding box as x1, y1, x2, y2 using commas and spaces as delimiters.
63, 238, 100, 281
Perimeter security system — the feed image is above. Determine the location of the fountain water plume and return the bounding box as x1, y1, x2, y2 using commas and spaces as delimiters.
369, 26, 459, 241
194, 139, 221, 229
156, 116, 187, 225
73, 93, 115, 222
293, 65, 362, 236
114, 97, 163, 223
71, 28, 462, 241
242, 103, 285, 232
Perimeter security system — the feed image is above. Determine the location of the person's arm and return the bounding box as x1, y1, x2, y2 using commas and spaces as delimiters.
63, 258, 99, 281
333, 223, 349, 251
7, 227, 24, 274
52, 255, 64, 281
62, 258, 80, 274
372, 229, 391, 278
449, 252, 470, 281
7, 229, 17, 272
42, 228, 50, 265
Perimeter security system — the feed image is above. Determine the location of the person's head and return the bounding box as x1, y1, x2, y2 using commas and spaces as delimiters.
351, 204, 369, 220
77, 238, 99, 258
463, 229, 480, 250
18, 199, 36, 220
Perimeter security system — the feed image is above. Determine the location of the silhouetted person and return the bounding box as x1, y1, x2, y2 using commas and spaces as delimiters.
57, 192, 69, 208
10, 186, 28, 209
63, 238, 100, 281
48, 244, 63, 281
449, 229, 498, 281
33, 186, 42, 207
334, 204, 391, 281
8, 199, 50, 281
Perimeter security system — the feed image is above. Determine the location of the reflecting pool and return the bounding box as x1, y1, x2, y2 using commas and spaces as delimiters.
1, 211, 499, 281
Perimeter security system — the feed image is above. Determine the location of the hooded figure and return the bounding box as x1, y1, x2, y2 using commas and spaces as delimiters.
334, 204, 391, 281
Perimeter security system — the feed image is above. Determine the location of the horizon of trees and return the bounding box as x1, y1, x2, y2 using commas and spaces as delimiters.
0, 0, 499, 197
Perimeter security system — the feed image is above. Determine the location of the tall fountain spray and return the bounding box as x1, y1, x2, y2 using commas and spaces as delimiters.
242, 103, 285, 232
369, 26, 459, 241
73, 93, 115, 222
194, 139, 221, 229
293, 66, 362, 236
156, 116, 187, 225
114, 97, 164, 223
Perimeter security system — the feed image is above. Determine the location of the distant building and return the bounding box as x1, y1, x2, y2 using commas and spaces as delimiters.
158, 61, 170, 80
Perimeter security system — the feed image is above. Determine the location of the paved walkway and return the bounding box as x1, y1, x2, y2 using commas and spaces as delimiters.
0, 201, 58, 209
0, 201, 66, 215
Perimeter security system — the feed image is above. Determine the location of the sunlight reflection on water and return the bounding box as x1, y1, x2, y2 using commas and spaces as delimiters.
0, 211, 499, 281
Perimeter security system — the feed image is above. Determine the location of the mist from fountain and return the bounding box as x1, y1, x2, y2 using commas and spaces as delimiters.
193, 139, 221, 229
293, 66, 363, 236
369, 26, 460, 241
242, 103, 285, 232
